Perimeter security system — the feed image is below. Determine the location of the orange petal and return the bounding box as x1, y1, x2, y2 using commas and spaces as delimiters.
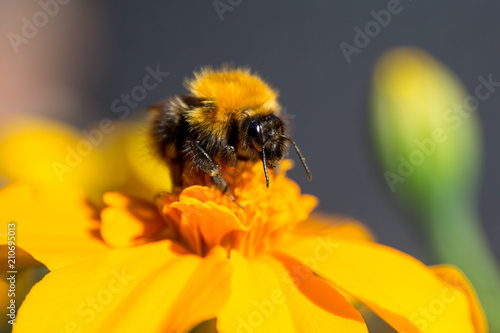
0, 183, 108, 270
101, 192, 168, 248
431, 265, 487, 333
271, 252, 368, 332
14, 241, 232, 333
277, 235, 480, 332
278, 213, 373, 308
217, 251, 367, 333
170, 187, 247, 255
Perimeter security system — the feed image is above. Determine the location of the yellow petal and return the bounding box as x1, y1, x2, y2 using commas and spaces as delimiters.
101, 192, 168, 248
0, 117, 84, 184
0, 268, 44, 332
271, 253, 368, 332
292, 213, 374, 242
14, 241, 232, 333
278, 236, 479, 332
278, 213, 374, 308
217, 251, 367, 333
0, 183, 109, 270
124, 122, 173, 196
0, 117, 119, 196
431, 265, 487, 333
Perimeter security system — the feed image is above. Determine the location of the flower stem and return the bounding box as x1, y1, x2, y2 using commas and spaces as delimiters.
423, 199, 500, 332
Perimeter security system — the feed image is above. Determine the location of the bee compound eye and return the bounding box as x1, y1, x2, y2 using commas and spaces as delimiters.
248, 120, 260, 138
248, 121, 263, 151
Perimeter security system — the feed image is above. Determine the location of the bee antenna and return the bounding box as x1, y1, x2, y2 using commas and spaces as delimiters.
280, 135, 312, 181
260, 139, 271, 187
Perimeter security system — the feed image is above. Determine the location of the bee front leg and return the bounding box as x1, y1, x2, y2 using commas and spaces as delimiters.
190, 141, 242, 207
225, 145, 237, 166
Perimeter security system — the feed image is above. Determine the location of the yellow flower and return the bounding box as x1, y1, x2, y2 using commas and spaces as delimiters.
0, 161, 485, 332
0, 115, 172, 203
0, 115, 176, 328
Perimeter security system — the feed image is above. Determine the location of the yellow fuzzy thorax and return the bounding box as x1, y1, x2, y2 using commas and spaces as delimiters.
186, 67, 280, 114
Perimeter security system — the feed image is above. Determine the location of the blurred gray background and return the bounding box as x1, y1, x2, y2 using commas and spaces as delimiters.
13, 1, 500, 263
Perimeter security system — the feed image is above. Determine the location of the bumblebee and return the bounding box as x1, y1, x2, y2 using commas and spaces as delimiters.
148, 67, 311, 201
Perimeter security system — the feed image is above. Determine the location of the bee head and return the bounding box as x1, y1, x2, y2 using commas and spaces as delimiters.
247, 114, 285, 164
245, 115, 311, 187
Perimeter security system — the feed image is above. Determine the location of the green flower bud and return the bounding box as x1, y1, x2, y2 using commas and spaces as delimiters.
370, 47, 500, 332
371, 47, 481, 209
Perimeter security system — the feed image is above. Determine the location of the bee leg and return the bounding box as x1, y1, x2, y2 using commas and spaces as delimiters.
191, 141, 243, 208
211, 173, 244, 209
225, 145, 237, 166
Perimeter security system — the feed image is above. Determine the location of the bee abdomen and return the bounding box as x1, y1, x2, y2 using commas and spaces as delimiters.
149, 97, 187, 159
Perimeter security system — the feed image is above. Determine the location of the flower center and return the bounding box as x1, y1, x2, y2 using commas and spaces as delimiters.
158, 161, 317, 257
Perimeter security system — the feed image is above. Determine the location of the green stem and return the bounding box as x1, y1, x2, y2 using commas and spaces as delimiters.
423, 201, 500, 332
